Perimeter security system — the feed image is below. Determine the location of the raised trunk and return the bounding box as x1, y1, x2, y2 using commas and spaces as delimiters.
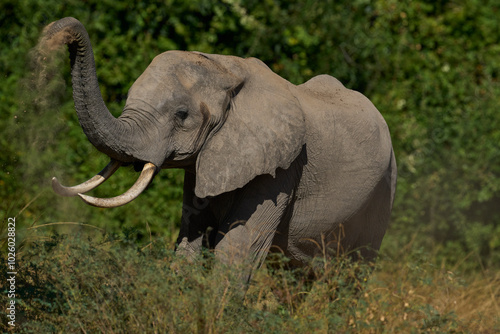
42, 17, 134, 162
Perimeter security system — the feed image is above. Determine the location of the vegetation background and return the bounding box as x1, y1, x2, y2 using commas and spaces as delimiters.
1, 0, 499, 332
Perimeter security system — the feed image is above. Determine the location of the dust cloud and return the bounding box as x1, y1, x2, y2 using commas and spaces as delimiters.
8, 21, 92, 221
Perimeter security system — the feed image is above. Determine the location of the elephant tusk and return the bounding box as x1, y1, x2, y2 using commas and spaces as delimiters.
52, 160, 122, 197
78, 163, 157, 208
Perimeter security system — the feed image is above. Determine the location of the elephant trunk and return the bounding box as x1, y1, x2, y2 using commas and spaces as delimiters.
41, 17, 134, 162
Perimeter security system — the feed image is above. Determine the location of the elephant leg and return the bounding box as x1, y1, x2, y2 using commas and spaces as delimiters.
215, 216, 278, 277
175, 234, 203, 259
175, 171, 215, 260
214, 211, 282, 284
213, 172, 297, 283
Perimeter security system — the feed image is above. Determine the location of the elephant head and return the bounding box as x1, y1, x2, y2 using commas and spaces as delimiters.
45, 17, 305, 206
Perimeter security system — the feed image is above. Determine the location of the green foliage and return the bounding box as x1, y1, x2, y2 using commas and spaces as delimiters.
0, 0, 499, 272
364, 0, 500, 269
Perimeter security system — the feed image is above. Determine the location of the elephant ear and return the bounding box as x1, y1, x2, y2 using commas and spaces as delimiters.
195, 57, 306, 198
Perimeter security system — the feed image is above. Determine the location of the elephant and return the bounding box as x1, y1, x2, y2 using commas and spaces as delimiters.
43, 17, 396, 281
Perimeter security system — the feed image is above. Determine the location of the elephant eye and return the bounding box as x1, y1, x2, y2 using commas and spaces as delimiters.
175, 108, 189, 121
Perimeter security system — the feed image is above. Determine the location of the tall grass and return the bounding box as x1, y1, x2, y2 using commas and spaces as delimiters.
1, 224, 498, 333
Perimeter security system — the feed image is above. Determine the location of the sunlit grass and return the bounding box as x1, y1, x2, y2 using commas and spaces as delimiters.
361, 257, 499, 333
0, 224, 498, 333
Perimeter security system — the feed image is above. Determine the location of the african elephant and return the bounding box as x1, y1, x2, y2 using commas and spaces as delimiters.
43, 17, 396, 280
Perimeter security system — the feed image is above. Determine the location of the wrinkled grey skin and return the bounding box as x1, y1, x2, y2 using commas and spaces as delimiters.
44, 18, 396, 280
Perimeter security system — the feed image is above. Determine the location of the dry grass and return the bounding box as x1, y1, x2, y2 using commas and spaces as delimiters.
244, 254, 499, 333
359, 260, 499, 333
0, 226, 498, 333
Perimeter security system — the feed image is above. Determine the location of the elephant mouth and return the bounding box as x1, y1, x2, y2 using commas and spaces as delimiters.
52, 160, 158, 208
